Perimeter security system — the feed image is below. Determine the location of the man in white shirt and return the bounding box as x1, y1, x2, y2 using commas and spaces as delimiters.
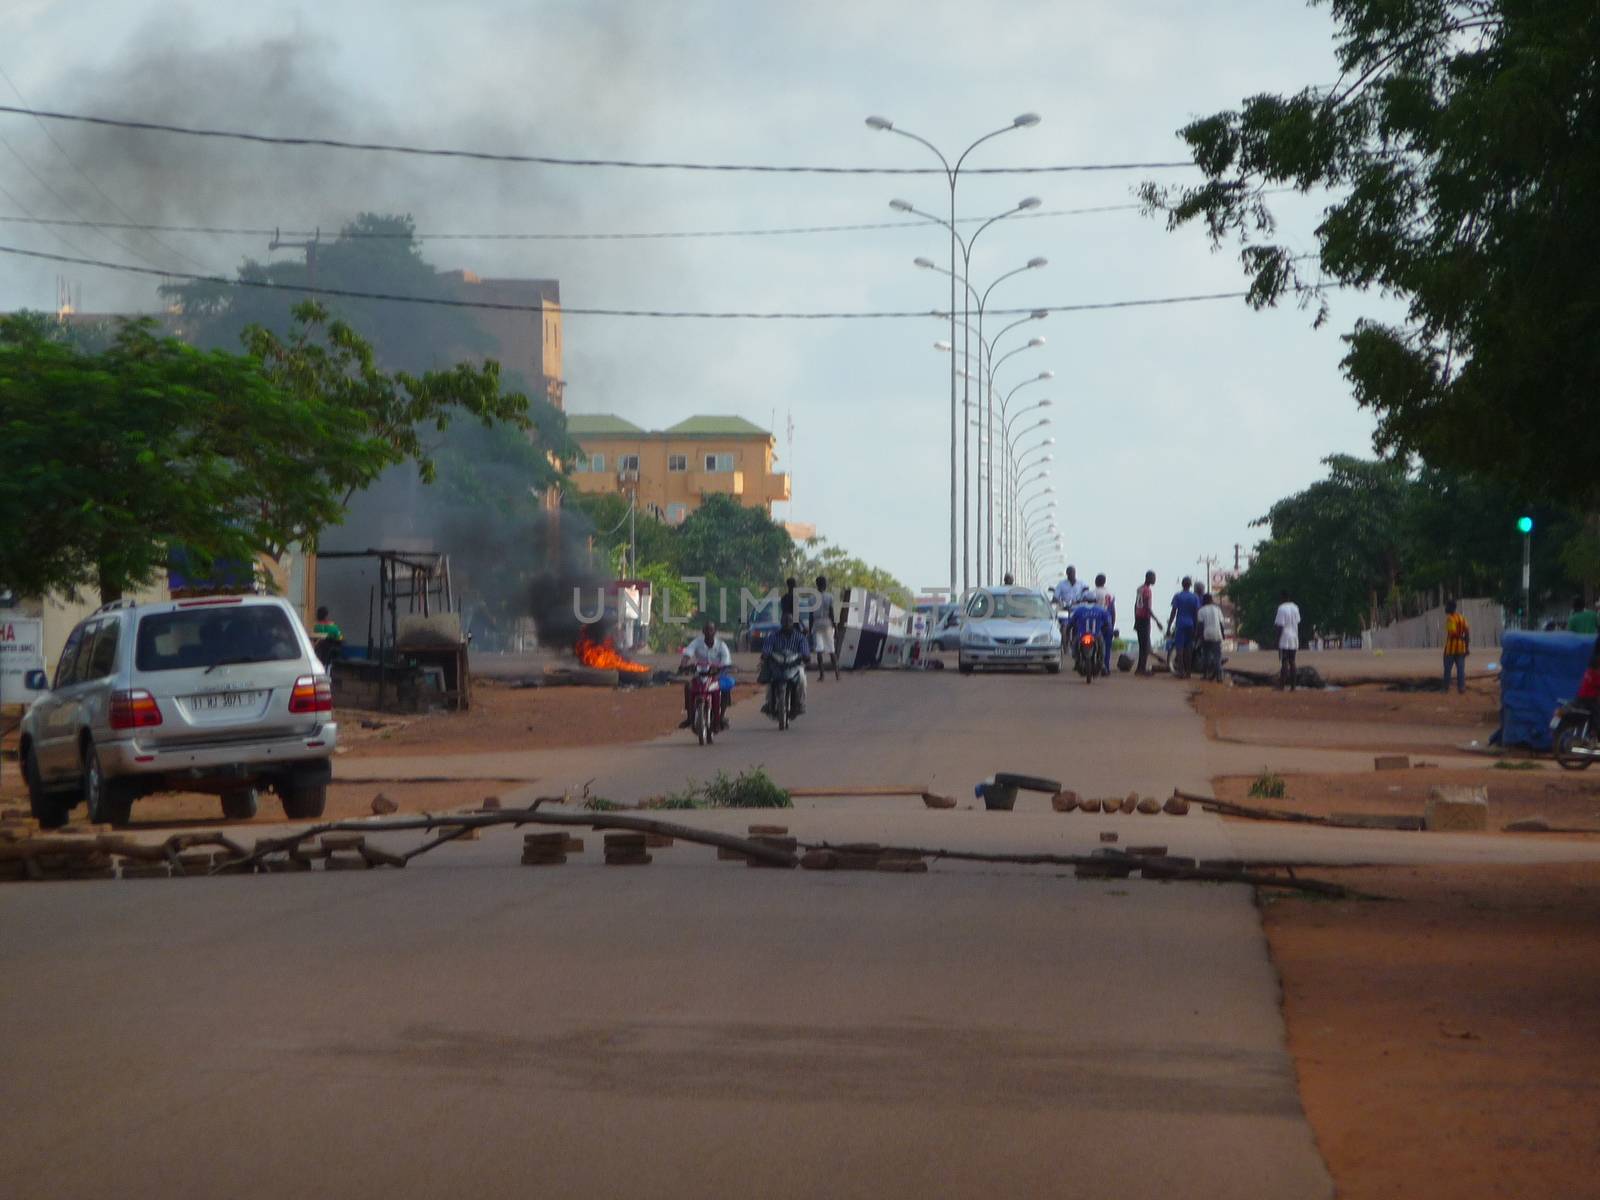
1274, 590, 1303, 691
680, 620, 734, 729
1197, 592, 1226, 681
1087, 573, 1116, 675
809, 574, 840, 682
1054, 566, 1088, 610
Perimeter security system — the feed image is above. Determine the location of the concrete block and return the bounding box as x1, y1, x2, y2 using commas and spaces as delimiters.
604, 852, 652, 866
1119, 795, 1139, 814
1162, 796, 1191, 816
1424, 786, 1488, 832
1136, 797, 1161, 815
1374, 754, 1411, 771
1099, 831, 1118, 843
800, 849, 839, 870
323, 853, 368, 871
320, 833, 365, 852
1126, 845, 1168, 858
1051, 790, 1080, 813
1078, 797, 1103, 814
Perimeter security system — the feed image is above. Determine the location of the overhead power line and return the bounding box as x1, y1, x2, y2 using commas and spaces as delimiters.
0, 242, 1294, 320
0, 200, 1162, 243
0, 61, 217, 274
0, 104, 1196, 175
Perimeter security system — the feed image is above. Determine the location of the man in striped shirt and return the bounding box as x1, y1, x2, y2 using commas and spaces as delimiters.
1443, 599, 1470, 694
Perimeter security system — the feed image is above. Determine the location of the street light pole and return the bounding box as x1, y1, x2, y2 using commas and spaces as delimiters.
1518, 515, 1534, 628
870, 112, 1039, 601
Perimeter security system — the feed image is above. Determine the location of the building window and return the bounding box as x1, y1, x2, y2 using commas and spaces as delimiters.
666, 503, 687, 525
703, 452, 734, 472
667, 454, 687, 473
589, 453, 605, 473
619, 454, 640, 472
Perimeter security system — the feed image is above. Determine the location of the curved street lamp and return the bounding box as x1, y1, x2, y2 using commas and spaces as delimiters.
893, 194, 1041, 591
870, 110, 1041, 598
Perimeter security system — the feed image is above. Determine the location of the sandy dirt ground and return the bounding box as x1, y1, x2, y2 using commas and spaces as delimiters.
0, 678, 690, 828
1192, 676, 1502, 754
1212, 767, 1600, 832
1263, 861, 1600, 1200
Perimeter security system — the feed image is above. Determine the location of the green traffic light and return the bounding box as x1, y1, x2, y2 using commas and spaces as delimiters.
1517, 516, 1534, 534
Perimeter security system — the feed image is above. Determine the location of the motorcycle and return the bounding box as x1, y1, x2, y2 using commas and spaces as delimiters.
687, 663, 725, 746
1550, 701, 1597, 770
1071, 629, 1102, 684
763, 649, 806, 731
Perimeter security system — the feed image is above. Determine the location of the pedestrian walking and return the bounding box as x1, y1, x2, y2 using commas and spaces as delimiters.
1443, 599, 1470, 694
1133, 570, 1162, 676
810, 574, 840, 682
1197, 592, 1226, 681
1274, 590, 1302, 690
1168, 577, 1200, 679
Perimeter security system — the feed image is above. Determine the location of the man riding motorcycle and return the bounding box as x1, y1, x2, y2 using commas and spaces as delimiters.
760, 611, 811, 719
679, 620, 734, 732
1067, 598, 1112, 678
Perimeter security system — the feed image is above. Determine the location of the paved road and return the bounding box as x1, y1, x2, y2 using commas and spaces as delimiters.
2, 668, 1342, 1198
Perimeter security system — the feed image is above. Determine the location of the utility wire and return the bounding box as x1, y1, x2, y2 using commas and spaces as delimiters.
0, 199, 1167, 242
0, 178, 99, 261
0, 242, 1309, 320
0, 103, 1196, 175
0, 62, 217, 274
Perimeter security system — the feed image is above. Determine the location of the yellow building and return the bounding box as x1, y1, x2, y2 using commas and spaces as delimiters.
567, 414, 791, 523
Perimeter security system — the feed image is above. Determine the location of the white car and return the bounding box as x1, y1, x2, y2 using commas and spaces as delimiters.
18, 594, 337, 828
957, 587, 1062, 674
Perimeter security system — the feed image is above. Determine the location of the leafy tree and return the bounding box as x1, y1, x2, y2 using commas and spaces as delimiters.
675, 494, 793, 590
1, 316, 281, 600
784, 536, 912, 607
1142, 1, 1600, 511
162, 213, 492, 375
1227, 455, 1409, 641
0, 306, 532, 603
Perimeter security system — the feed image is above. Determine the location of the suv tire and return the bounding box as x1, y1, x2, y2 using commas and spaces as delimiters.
280, 782, 327, 821
221, 787, 260, 821
81, 742, 134, 826
24, 746, 71, 830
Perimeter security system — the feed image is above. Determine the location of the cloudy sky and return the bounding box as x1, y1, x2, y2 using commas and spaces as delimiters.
1, 0, 1395, 602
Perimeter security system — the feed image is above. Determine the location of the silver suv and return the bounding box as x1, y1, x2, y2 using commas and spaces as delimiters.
18, 595, 337, 828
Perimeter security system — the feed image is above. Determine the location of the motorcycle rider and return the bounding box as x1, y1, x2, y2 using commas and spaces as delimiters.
761, 610, 812, 717
1067, 596, 1112, 675
1054, 565, 1089, 610
679, 620, 733, 732
1087, 573, 1116, 676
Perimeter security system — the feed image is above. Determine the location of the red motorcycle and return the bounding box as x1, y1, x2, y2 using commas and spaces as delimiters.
687, 663, 726, 746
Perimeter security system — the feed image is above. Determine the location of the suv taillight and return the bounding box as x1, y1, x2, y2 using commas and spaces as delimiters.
288, 675, 333, 714
109, 689, 163, 730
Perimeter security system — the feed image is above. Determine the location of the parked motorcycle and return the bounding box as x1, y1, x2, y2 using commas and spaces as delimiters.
764, 649, 806, 731
1551, 701, 1597, 770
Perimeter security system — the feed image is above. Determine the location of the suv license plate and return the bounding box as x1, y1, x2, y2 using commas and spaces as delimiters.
189, 690, 266, 712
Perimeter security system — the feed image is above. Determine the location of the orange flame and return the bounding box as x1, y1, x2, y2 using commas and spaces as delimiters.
575, 626, 650, 673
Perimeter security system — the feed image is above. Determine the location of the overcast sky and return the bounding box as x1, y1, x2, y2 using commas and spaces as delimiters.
2, 0, 1397, 603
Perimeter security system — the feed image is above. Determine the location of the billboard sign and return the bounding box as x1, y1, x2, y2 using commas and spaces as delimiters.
0, 616, 44, 704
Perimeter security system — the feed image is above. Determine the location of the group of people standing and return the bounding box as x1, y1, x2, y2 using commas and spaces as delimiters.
1052, 568, 1304, 689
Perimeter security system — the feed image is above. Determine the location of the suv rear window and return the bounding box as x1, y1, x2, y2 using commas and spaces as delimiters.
135, 606, 301, 672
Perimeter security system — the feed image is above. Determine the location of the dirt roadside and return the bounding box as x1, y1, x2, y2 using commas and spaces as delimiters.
1263, 862, 1600, 1200
0, 678, 688, 827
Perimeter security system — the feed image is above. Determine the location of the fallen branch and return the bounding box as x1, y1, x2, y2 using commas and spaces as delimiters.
0, 830, 251, 865
330, 776, 538, 786
1173, 789, 1334, 826
787, 786, 928, 798
803, 840, 1385, 900
225, 804, 799, 872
